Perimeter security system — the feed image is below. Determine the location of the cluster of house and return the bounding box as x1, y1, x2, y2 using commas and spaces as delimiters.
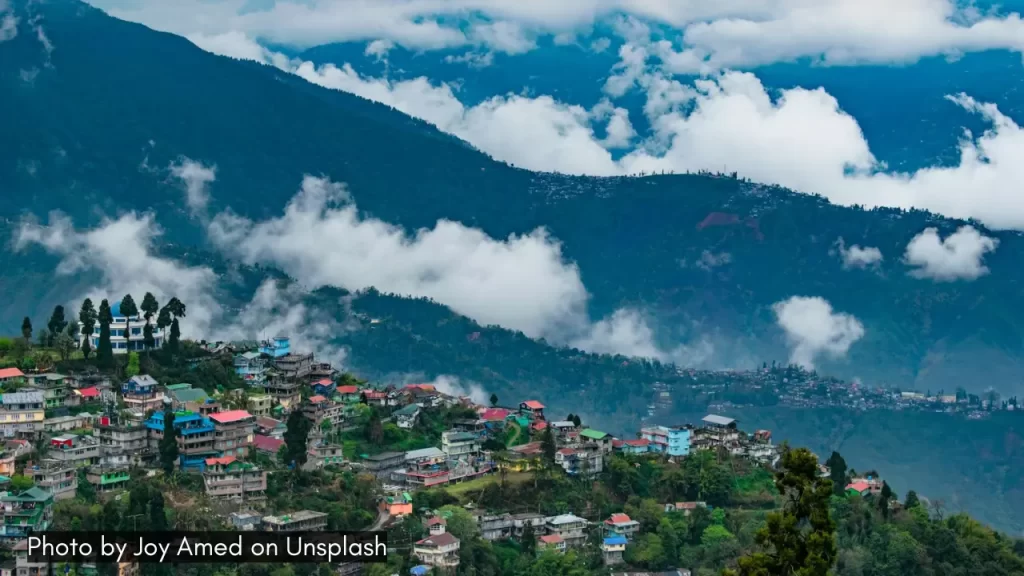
631, 415, 778, 466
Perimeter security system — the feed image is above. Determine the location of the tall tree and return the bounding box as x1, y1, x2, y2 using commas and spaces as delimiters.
79, 298, 97, 360
904, 490, 920, 509
76, 468, 96, 503
158, 409, 179, 474
161, 297, 186, 352
490, 393, 498, 407
55, 325, 76, 362
725, 448, 838, 576
541, 426, 556, 465
826, 450, 848, 496
879, 481, 894, 519
97, 300, 114, 369
47, 305, 67, 346
140, 293, 159, 351
521, 521, 537, 556
284, 409, 312, 468
20, 317, 32, 343
120, 295, 139, 354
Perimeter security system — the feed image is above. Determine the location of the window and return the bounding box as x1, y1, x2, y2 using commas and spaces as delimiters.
131, 328, 142, 335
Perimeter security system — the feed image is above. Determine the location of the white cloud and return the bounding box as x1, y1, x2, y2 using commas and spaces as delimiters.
696, 250, 732, 270
834, 238, 883, 269
87, 0, 1024, 70
169, 157, 217, 216
426, 374, 489, 405
903, 225, 998, 281
364, 38, 394, 61
0, 13, 17, 43
208, 175, 591, 339
572, 308, 715, 365
773, 296, 865, 369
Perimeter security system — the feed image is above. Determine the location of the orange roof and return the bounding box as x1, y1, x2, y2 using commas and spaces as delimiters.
522, 400, 545, 410
405, 384, 436, 391
205, 456, 236, 466
425, 517, 446, 526
313, 379, 333, 386
847, 481, 871, 493
539, 535, 563, 544
75, 386, 100, 398
606, 513, 633, 525
532, 421, 548, 430
308, 395, 328, 403
0, 368, 24, 379
208, 410, 254, 424
336, 385, 359, 394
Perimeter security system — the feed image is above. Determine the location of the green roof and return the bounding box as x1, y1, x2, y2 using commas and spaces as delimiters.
580, 428, 609, 440
171, 389, 209, 403
165, 383, 193, 391
394, 404, 420, 416
2, 487, 52, 502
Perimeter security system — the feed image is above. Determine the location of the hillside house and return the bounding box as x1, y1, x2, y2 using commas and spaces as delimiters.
263, 510, 328, 532
247, 394, 273, 417
263, 373, 301, 409
310, 379, 335, 397
604, 513, 640, 539
602, 536, 627, 565
253, 434, 284, 456
210, 410, 256, 458
335, 385, 360, 403
0, 391, 45, 437
519, 400, 545, 419
539, 535, 566, 554
413, 530, 460, 569
27, 373, 69, 409
305, 431, 344, 469
505, 442, 543, 471
121, 375, 165, 413
167, 386, 210, 411
97, 419, 150, 462
512, 513, 546, 537
258, 336, 291, 358
0, 368, 25, 387
545, 514, 588, 548
146, 410, 217, 472
69, 386, 101, 407
79, 301, 163, 354
441, 431, 480, 458
641, 425, 691, 457
49, 434, 101, 468
475, 513, 514, 541
613, 438, 650, 455
256, 417, 285, 438
302, 396, 347, 428
273, 352, 314, 380
664, 502, 707, 515
234, 352, 268, 387
363, 452, 406, 479
579, 429, 614, 454
394, 404, 421, 429
550, 421, 578, 437
29, 459, 77, 500
0, 487, 53, 542
86, 464, 130, 493
203, 456, 267, 500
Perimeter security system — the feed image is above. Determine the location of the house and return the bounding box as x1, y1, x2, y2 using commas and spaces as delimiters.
579, 429, 613, 453
0, 391, 45, 437
846, 481, 871, 497
258, 336, 291, 358
253, 434, 284, 457
405, 447, 446, 465
0, 368, 25, 387
203, 456, 267, 500
209, 410, 256, 459
613, 438, 650, 455
49, 434, 101, 468
363, 452, 406, 479
604, 513, 640, 539
362, 390, 388, 407
641, 425, 693, 457
665, 502, 707, 515
545, 514, 588, 548
302, 395, 347, 428
121, 375, 165, 413
26, 373, 69, 409
505, 442, 543, 471
602, 536, 627, 565
847, 477, 883, 497
305, 431, 344, 469
538, 534, 566, 554
394, 404, 421, 429
256, 417, 286, 438
262, 510, 328, 531
476, 513, 514, 541
531, 420, 548, 433
424, 516, 447, 535
310, 379, 335, 396
413, 531, 460, 569
167, 386, 210, 410
273, 352, 314, 380
86, 464, 131, 493
145, 410, 217, 472
29, 459, 77, 500
234, 352, 269, 386
262, 372, 301, 409
335, 385, 360, 403
247, 394, 274, 417
229, 512, 263, 531
71, 386, 101, 407
441, 431, 480, 458
79, 300, 164, 354
387, 495, 414, 518
97, 419, 150, 462
519, 400, 545, 419
0, 487, 53, 542
43, 414, 93, 433
550, 421, 578, 437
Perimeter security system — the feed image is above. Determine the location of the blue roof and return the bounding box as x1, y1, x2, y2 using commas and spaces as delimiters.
410, 567, 430, 576
604, 536, 628, 545
110, 301, 122, 317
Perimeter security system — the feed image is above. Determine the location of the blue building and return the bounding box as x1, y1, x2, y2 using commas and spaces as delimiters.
79, 300, 164, 354
259, 336, 291, 358
145, 410, 218, 472
640, 425, 691, 457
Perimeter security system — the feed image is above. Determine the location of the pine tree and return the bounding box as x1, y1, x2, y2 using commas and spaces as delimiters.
521, 521, 537, 556
97, 300, 114, 370
140, 293, 159, 351
76, 468, 96, 503
490, 393, 498, 407
47, 305, 67, 347
284, 409, 312, 468
158, 409, 179, 474
879, 481, 894, 519
826, 450, 848, 496
79, 298, 97, 360
20, 317, 32, 343
119, 294, 138, 353
904, 490, 920, 509
541, 426, 556, 464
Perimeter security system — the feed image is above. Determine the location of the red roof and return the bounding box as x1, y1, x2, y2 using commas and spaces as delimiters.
847, 481, 871, 493
623, 439, 649, 447
522, 400, 545, 410
606, 513, 633, 525
256, 417, 281, 430
313, 379, 333, 387
425, 517, 447, 526
308, 395, 328, 403
0, 368, 24, 379
253, 434, 284, 453
539, 535, 563, 544
336, 385, 358, 394
76, 386, 100, 398
208, 410, 254, 424
205, 456, 237, 466
363, 391, 387, 399
612, 439, 624, 448
532, 421, 548, 430
405, 384, 436, 391
557, 448, 575, 455
481, 408, 510, 422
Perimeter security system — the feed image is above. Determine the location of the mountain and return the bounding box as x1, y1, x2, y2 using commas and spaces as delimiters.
5, 2, 1024, 392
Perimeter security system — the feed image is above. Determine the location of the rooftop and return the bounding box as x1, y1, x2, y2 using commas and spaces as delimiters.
580, 428, 609, 440
521, 400, 545, 410
209, 410, 254, 424
539, 535, 564, 544
405, 447, 446, 461
548, 514, 586, 526
1, 391, 44, 405
703, 414, 736, 427
0, 368, 24, 379
416, 532, 459, 548
604, 536, 628, 546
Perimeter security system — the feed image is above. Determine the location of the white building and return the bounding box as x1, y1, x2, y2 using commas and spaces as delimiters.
79, 301, 163, 354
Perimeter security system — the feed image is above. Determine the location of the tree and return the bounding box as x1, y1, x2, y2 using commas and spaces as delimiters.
904, 490, 920, 509
157, 297, 185, 353
490, 393, 499, 407
159, 409, 179, 474
79, 298, 97, 359
541, 426, 556, 465
47, 305, 68, 346
725, 447, 838, 576
10, 475, 33, 491
21, 317, 32, 343
141, 292, 159, 351
55, 324, 77, 362
97, 300, 114, 370
149, 492, 168, 531
879, 481, 894, 519
520, 521, 537, 556
120, 294, 138, 353
126, 352, 141, 377
571, 414, 582, 427
76, 468, 96, 503
826, 450, 848, 496
284, 409, 312, 468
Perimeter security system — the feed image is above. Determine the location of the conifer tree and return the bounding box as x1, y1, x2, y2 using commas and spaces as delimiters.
826, 451, 848, 496
20, 317, 32, 343
47, 305, 67, 346
96, 300, 114, 369
158, 409, 179, 474
541, 426, 556, 465
284, 409, 312, 467
140, 292, 159, 351
119, 294, 138, 353
79, 298, 97, 359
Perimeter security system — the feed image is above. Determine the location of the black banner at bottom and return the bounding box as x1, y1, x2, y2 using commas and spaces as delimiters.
26, 531, 388, 564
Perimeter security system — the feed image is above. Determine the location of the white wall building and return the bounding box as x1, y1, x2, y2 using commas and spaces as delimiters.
79, 301, 163, 354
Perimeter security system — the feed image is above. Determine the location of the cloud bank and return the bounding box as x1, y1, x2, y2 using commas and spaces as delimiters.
169, 157, 217, 216
903, 225, 998, 281
773, 296, 865, 369
835, 238, 883, 269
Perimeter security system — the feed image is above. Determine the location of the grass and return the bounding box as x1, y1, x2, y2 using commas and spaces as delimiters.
445, 471, 533, 500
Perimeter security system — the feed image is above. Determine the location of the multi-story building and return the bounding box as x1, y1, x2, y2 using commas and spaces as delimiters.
413, 527, 460, 569
578, 429, 613, 454
97, 418, 150, 463
49, 434, 101, 468
362, 452, 405, 479
235, 352, 269, 387
12, 538, 48, 576
273, 353, 314, 380
0, 391, 45, 438
554, 445, 603, 476
475, 513, 514, 541
29, 459, 77, 500
441, 431, 480, 458
305, 431, 344, 470
43, 414, 93, 434
393, 404, 421, 429
145, 410, 218, 472
121, 375, 165, 414
79, 301, 163, 354
641, 425, 691, 457
86, 464, 131, 493
247, 395, 273, 417
262, 510, 328, 532
602, 536, 627, 565
0, 487, 52, 542
604, 514, 640, 539
209, 410, 256, 459
263, 373, 301, 409
544, 514, 588, 548
166, 384, 210, 411
0, 368, 25, 388
203, 456, 267, 501
302, 396, 347, 428
258, 336, 291, 358
25, 374, 69, 409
